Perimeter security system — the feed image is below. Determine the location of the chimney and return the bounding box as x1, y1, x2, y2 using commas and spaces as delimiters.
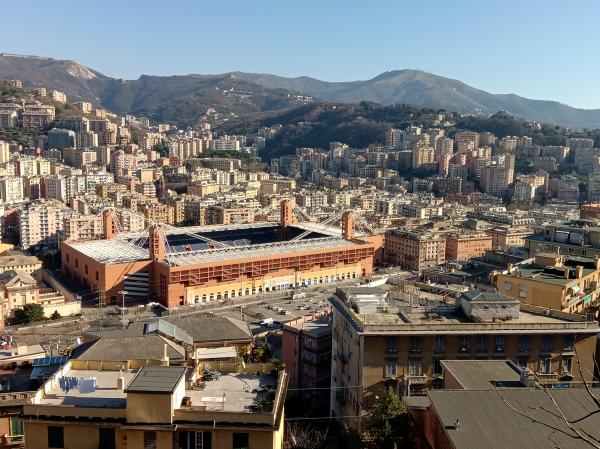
342, 210, 354, 240
564, 268, 570, 279
280, 200, 293, 228
595, 256, 600, 270
149, 225, 166, 262
117, 369, 125, 391
102, 209, 117, 240
576, 265, 584, 279
161, 343, 170, 366
507, 263, 513, 273
454, 419, 461, 430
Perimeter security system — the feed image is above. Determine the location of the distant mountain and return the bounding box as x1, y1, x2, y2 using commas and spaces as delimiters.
1, 53, 600, 128
0, 54, 312, 125
232, 70, 600, 129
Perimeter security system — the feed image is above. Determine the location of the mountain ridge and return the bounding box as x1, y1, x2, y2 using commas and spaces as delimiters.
1, 53, 600, 129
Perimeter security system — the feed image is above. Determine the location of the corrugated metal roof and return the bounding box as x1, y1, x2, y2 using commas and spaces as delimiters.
125, 365, 186, 393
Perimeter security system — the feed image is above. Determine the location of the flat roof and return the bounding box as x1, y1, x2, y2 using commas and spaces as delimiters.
329, 295, 599, 334
441, 360, 523, 389
40, 369, 135, 408
185, 372, 276, 413
125, 365, 186, 393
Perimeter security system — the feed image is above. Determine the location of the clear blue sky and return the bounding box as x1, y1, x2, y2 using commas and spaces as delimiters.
2, 0, 599, 108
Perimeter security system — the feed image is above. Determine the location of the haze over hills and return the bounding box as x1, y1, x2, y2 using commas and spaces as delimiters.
2, 53, 600, 129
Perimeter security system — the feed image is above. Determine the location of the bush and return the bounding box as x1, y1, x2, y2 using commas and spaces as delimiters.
13, 304, 46, 325
50, 310, 61, 320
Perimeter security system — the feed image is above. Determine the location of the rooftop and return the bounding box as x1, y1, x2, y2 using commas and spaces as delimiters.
186, 372, 277, 413
76, 335, 185, 363
427, 389, 600, 449
40, 369, 135, 408
441, 360, 523, 389
160, 315, 252, 344
125, 365, 186, 393
65, 221, 366, 265
330, 289, 598, 334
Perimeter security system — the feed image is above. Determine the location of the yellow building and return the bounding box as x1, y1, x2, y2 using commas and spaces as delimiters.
491, 253, 600, 313
23, 362, 287, 449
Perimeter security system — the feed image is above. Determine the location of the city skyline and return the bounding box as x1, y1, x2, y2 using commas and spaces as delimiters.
2, 0, 600, 108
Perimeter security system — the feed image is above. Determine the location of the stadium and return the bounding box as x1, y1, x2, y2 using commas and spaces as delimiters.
60, 201, 383, 308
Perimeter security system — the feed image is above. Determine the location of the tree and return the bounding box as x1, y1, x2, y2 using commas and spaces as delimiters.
364, 389, 407, 449
50, 310, 61, 320
13, 304, 46, 325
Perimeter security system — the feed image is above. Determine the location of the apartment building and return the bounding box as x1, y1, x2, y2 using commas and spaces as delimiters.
203, 205, 255, 225
0, 110, 17, 128
282, 316, 332, 416
23, 363, 287, 449
329, 287, 599, 429
492, 253, 600, 313
0, 177, 24, 204
454, 131, 479, 152
47, 128, 76, 150
524, 220, 600, 258
487, 226, 533, 250
384, 229, 446, 270
445, 232, 492, 261
21, 105, 55, 128
17, 201, 72, 250
0, 254, 42, 281
49, 90, 67, 103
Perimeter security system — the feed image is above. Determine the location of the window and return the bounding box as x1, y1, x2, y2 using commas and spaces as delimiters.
503, 281, 512, 291
542, 336, 553, 352
410, 336, 421, 352
561, 357, 573, 374
386, 337, 398, 353
48, 426, 64, 448
564, 335, 575, 351
476, 335, 488, 353
458, 336, 470, 352
385, 359, 397, 378
433, 336, 445, 353
409, 359, 422, 376
518, 284, 527, 298
95, 271, 99, 281
430, 359, 442, 375
99, 428, 115, 449
518, 336, 530, 353
143, 431, 156, 449
179, 431, 211, 449
540, 357, 552, 375
84, 264, 88, 274
232, 433, 249, 449
517, 358, 529, 369
495, 336, 506, 353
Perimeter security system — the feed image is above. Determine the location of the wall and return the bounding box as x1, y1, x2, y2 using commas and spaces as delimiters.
126, 392, 173, 424
24, 422, 127, 449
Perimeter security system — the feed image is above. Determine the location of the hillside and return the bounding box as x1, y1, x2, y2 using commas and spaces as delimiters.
0, 54, 313, 125
233, 70, 600, 129
2, 53, 600, 129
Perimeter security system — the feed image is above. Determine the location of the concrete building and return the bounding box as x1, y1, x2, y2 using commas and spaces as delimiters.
23, 363, 287, 449
487, 226, 533, 250
17, 201, 72, 250
282, 316, 332, 415
21, 105, 55, 128
492, 253, 600, 313
47, 128, 76, 150
445, 232, 492, 261
525, 220, 600, 258
0, 177, 24, 204
0, 254, 42, 281
329, 287, 599, 429
384, 229, 446, 270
